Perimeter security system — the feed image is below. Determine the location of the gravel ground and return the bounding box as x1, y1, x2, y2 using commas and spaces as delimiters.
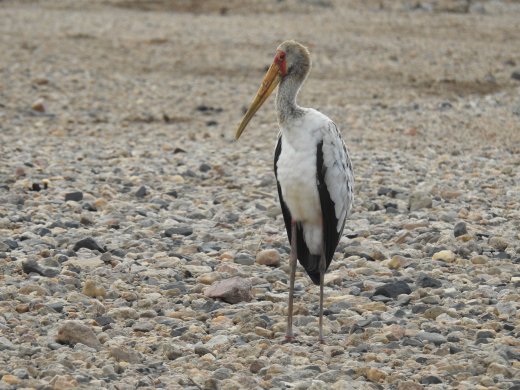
1, 0, 520, 389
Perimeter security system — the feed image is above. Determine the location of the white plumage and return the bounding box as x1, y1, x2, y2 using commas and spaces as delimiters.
276, 108, 353, 254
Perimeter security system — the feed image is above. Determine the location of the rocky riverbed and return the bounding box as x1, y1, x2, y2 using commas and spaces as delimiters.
1, 0, 519, 389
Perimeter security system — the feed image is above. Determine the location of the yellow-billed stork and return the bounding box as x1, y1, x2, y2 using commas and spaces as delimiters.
235, 40, 354, 342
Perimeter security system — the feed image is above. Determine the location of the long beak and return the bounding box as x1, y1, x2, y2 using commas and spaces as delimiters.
235, 62, 281, 140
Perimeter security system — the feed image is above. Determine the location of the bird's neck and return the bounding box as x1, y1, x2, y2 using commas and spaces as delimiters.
276, 75, 305, 125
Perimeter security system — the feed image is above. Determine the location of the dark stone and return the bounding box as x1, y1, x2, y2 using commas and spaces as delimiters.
449, 345, 463, 354
65, 191, 83, 202
496, 251, 511, 259
206, 120, 218, 126
373, 281, 411, 299
47, 303, 64, 313
476, 330, 495, 339
166, 190, 178, 198
36, 227, 52, 237
199, 163, 211, 172
22, 259, 59, 277
402, 337, 423, 347
173, 147, 186, 154
94, 316, 114, 326
64, 221, 80, 229
194, 345, 213, 357
4, 239, 18, 250
135, 186, 148, 198
504, 323, 515, 331
420, 376, 442, 385
453, 221, 467, 237
416, 274, 442, 288
31, 183, 41, 191
511, 71, 520, 81
163, 225, 193, 237
170, 326, 188, 337
377, 187, 398, 197
73, 237, 106, 252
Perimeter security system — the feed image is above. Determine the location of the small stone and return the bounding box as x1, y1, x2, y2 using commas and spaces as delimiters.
73, 237, 105, 252
109, 346, 141, 363
511, 70, 520, 81
199, 163, 211, 172
164, 225, 193, 237
416, 331, 446, 345
82, 279, 106, 298
453, 221, 467, 237
387, 255, 406, 269
1, 375, 21, 385
135, 186, 148, 198
397, 381, 424, 390
374, 281, 411, 299
250, 360, 266, 374
256, 249, 281, 267
133, 321, 154, 332
476, 330, 495, 339
416, 274, 442, 288
204, 276, 253, 304
65, 191, 83, 202
55, 320, 102, 350
0, 337, 15, 350
366, 367, 386, 383
488, 236, 508, 251
22, 258, 59, 277
432, 250, 456, 263
49, 375, 78, 389
471, 255, 488, 264
487, 362, 512, 378
420, 376, 442, 385
234, 252, 255, 265
408, 192, 432, 211
31, 99, 45, 112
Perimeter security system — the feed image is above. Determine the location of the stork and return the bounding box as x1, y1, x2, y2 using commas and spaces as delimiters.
235, 40, 354, 342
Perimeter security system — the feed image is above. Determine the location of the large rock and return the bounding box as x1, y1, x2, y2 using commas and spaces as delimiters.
204, 277, 253, 304
55, 321, 102, 350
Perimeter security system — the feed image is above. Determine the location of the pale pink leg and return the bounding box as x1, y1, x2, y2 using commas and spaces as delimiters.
286, 220, 297, 341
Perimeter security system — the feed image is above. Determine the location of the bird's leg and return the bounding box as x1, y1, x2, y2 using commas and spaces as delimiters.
319, 243, 326, 344
286, 219, 297, 341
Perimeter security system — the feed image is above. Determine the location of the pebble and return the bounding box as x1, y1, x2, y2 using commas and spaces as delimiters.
73, 237, 105, 252
453, 221, 468, 237
31, 98, 45, 112
256, 249, 281, 266
374, 281, 412, 298
65, 191, 83, 202
408, 192, 432, 211
204, 277, 253, 304
432, 250, 456, 263
163, 225, 194, 237
82, 279, 106, 298
55, 321, 102, 350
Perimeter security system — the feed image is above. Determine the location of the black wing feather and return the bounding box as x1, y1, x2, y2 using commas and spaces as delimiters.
316, 140, 341, 272
274, 136, 321, 285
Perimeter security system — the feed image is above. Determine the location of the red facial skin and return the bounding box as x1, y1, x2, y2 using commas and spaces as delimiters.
275, 50, 287, 77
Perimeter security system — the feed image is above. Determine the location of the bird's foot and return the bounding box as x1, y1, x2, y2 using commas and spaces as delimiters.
283, 334, 296, 343
318, 337, 326, 345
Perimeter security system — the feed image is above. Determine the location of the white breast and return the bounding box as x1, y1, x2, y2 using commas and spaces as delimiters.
276, 109, 326, 254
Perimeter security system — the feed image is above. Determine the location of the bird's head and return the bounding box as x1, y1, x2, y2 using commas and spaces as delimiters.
235, 40, 311, 140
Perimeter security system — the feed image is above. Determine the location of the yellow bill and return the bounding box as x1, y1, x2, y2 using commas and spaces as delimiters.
235, 62, 282, 140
